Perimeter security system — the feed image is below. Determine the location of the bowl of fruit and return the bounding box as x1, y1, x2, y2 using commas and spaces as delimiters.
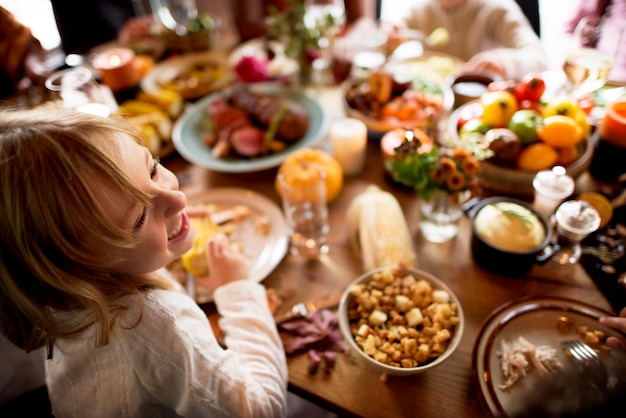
448, 72, 598, 197
344, 69, 454, 137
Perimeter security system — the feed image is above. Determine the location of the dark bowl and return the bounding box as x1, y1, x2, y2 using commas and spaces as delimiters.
448, 72, 498, 109
464, 197, 556, 276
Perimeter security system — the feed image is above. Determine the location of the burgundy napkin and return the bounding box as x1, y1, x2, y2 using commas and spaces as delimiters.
279, 309, 347, 374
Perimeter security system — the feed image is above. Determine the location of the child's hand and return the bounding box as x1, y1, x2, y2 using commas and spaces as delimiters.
197, 233, 248, 292
599, 307, 626, 350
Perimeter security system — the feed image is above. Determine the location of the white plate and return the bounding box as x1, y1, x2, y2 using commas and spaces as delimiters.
172, 84, 330, 172
228, 37, 299, 79
186, 188, 288, 303
473, 297, 626, 417
140, 50, 234, 99
385, 51, 464, 84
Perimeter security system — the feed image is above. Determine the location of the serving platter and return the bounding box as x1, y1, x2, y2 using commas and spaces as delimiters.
172, 83, 329, 172
140, 50, 235, 100
169, 188, 288, 304
473, 297, 626, 417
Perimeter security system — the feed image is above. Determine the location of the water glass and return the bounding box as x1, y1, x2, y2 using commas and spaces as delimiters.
45, 67, 113, 117
278, 166, 330, 257
419, 190, 469, 243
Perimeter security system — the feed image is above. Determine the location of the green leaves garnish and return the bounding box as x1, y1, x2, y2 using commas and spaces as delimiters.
493, 203, 534, 227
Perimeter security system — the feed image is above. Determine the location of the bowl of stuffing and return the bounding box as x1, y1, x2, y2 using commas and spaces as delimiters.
338, 264, 464, 376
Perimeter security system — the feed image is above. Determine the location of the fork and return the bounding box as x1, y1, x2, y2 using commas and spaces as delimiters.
561, 339, 609, 391
275, 302, 316, 325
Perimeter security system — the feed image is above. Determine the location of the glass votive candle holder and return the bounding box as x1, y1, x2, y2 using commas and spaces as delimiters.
330, 117, 367, 176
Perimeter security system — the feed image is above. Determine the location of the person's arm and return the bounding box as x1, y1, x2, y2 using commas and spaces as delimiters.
0, 7, 42, 94
344, 0, 374, 24
124, 287, 287, 417
463, 1, 548, 80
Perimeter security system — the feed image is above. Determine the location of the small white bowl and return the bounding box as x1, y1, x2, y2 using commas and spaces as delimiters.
338, 266, 464, 376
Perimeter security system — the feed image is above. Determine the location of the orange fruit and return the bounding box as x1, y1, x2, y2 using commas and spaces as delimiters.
555, 145, 580, 167
576, 192, 613, 228
516, 143, 558, 172
537, 115, 584, 148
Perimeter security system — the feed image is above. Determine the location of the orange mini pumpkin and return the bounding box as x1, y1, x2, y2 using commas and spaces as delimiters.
276, 148, 343, 202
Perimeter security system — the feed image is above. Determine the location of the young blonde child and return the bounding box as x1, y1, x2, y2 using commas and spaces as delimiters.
0, 108, 287, 417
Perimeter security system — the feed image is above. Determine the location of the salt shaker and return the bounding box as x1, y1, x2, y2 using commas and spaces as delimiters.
532, 166, 575, 221
553, 200, 600, 266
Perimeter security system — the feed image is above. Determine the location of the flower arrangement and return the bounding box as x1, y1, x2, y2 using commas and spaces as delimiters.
385, 129, 488, 201
265, 0, 328, 85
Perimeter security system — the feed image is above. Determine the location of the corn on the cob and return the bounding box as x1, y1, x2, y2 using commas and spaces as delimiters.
181, 216, 219, 277
137, 89, 184, 118
347, 185, 417, 272
136, 123, 161, 155
126, 111, 172, 140
117, 100, 163, 117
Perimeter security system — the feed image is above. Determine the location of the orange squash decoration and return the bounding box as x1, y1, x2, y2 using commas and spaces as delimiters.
276, 148, 344, 202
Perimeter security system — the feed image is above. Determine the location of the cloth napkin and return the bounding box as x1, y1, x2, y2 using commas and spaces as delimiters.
279, 309, 347, 374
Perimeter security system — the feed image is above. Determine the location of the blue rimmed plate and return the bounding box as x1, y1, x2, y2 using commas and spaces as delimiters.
172, 84, 329, 172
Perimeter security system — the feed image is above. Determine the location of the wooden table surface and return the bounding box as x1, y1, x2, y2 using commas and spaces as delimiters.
163, 121, 616, 417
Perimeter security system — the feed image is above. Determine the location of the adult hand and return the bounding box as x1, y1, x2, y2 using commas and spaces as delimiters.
599, 306, 626, 350
197, 233, 248, 293
462, 51, 506, 79
118, 16, 153, 44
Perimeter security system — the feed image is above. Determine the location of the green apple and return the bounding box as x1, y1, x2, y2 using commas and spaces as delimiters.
507, 109, 544, 145
459, 118, 491, 137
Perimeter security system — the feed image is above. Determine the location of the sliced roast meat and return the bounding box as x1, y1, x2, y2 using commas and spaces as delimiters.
228, 85, 310, 142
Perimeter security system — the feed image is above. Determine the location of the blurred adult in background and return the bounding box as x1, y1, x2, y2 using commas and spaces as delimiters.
395, 0, 548, 80
563, 0, 626, 83
0, 6, 46, 98
49, 0, 152, 55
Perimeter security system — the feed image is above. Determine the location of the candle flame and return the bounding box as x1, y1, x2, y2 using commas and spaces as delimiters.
108, 54, 122, 66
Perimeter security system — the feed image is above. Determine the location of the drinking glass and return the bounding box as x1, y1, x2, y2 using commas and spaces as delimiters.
151, 0, 198, 51
278, 165, 330, 257
303, 0, 346, 85
553, 200, 601, 266
562, 16, 618, 94
45, 67, 114, 117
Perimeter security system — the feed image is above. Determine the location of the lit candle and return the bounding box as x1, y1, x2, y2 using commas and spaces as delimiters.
92, 47, 139, 91
380, 128, 434, 165
330, 117, 367, 176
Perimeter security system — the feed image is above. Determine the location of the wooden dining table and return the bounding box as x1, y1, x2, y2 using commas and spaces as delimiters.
162, 85, 619, 418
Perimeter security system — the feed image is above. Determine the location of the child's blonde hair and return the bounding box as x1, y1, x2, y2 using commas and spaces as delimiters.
0, 108, 169, 356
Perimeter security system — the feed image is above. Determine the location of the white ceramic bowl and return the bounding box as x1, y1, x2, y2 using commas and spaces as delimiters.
338, 266, 464, 376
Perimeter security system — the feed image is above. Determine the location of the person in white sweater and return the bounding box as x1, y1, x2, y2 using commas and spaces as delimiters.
400, 0, 548, 80
0, 108, 288, 418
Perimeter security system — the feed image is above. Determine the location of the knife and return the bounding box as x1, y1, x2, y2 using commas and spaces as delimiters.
274, 291, 343, 325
